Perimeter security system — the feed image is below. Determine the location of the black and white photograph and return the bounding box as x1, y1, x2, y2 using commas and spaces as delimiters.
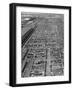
21, 13, 64, 77
10, 3, 71, 87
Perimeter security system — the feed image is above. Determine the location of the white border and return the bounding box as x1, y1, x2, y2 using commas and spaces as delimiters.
16, 6, 69, 84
